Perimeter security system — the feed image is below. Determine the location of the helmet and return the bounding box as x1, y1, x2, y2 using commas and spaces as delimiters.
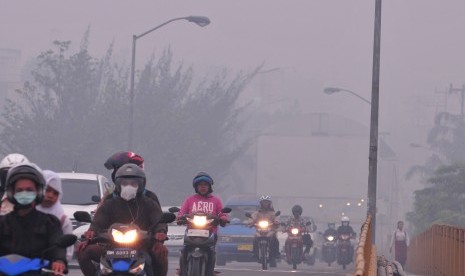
292, 205, 303, 216
328, 222, 336, 229
104, 151, 144, 182
0, 153, 29, 187
259, 195, 272, 202
341, 216, 350, 225
114, 163, 146, 195
192, 172, 213, 194
5, 162, 45, 205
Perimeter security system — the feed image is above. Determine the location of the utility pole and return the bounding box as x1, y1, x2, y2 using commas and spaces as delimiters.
449, 84, 465, 120
368, 0, 382, 244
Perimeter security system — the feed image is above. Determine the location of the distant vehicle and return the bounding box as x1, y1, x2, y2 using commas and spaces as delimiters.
58, 172, 113, 265
162, 207, 185, 256
216, 197, 259, 266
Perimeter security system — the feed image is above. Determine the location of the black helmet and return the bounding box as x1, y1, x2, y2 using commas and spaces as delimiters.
292, 205, 303, 216
5, 162, 45, 205
104, 151, 144, 182
114, 163, 146, 195
192, 172, 213, 194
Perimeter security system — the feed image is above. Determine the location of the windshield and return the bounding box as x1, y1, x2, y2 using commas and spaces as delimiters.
61, 178, 100, 205
228, 205, 258, 221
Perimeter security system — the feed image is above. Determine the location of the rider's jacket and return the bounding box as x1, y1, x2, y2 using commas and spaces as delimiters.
89, 193, 163, 234
285, 216, 310, 232
336, 225, 355, 236
323, 228, 338, 237
177, 193, 227, 233
0, 208, 66, 263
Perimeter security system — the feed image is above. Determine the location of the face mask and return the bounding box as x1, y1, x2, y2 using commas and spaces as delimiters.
14, 191, 37, 205
120, 185, 138, 201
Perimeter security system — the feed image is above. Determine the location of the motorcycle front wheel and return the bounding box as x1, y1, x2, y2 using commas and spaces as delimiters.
260, 242, 268, 270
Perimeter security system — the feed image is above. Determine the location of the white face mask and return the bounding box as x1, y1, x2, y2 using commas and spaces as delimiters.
120, 185, 138, 201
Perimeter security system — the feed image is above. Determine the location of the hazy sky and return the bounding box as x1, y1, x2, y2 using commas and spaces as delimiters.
2, 0, 465, 194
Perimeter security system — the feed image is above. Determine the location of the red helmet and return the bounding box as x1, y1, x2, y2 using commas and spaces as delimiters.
104, 151, 144, 182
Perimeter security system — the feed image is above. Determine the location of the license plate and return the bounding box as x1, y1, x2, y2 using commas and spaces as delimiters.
106, 249, 137, 258
187, 229, 209, 237
237, 244, 253, 251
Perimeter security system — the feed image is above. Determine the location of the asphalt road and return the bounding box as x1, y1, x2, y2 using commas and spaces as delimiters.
68, 257, 352, 275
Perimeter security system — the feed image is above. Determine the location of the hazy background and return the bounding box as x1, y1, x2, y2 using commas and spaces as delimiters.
1, 0, 465, 253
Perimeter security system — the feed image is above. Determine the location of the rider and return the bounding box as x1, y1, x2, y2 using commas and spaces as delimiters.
77, 164, 165, 276
324, 222, 338, 238
336, 216, 356, 260
103, 151, 169, 275
177, 172, 228, 276
36, 170, 74, 261
0, 162, 67, 275
0, 153, 30, 215
250, 195, 280, 267
285, 205, 313, 255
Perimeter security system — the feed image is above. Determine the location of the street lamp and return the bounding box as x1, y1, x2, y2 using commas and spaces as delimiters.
128, 16, 210, 149
323, 87, 372, 105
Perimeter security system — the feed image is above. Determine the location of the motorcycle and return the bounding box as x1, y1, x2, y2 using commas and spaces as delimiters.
74, 211, 176, 276
0, 234, 77, 276
281, 222, 310, 270
245, 211, 280, 270
321, 233, 337, 266
337, 233, 354, 270
170, 207, 231, 276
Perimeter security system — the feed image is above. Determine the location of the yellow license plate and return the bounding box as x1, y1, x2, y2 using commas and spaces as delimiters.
237, 244, 253, 251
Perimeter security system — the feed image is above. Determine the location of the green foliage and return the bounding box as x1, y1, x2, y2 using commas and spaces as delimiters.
0, 36, 258, 204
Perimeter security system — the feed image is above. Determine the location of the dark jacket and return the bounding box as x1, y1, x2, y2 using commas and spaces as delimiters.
0, 209, 66, 264
324, 228, 338, 237
337, 225, 355, 236
90, 193, 162, 234
101, 189, 167, 233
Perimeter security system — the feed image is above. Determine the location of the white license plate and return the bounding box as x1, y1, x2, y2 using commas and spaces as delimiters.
187, 229, 210, 237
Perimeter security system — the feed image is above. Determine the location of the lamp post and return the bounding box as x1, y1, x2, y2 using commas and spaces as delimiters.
128, 16, 211, 149
323, 87, 372, 105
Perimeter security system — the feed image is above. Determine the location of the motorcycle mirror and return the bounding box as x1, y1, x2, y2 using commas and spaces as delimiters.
91, 195, 101, 203
245, 213, 252, 218
275, 211, 281, 216
168, 207, 180, 213
160, 212, 176, 224
55, 234, 78, 248
221, 207, 232, 213
74, 211, 92, 223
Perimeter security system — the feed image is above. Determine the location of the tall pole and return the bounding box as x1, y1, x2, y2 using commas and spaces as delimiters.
129, 35, 137, 150
368, 0, 382, 243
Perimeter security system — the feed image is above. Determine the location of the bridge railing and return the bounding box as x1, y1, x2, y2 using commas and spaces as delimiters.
354, 214, 377, 276
407, 224, 465, 275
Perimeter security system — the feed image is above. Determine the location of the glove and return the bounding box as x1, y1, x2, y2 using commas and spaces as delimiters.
51, 260, 66, 275
83, 230, 95, 239
152, 242, 168, 261
219, 217, 228, 227
155, 232, 167, 242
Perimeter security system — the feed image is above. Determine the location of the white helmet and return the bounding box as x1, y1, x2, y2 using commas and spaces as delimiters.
341, 216, 350, 224
259, 195, 272, 202
0, 153, 30, 187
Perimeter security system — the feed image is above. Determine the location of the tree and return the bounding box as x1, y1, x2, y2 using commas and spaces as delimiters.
0, 36, 258, 204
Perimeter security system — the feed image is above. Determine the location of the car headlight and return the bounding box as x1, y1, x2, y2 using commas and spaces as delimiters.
327, 235, 334, 241
193, 215, 208, 227
291, 228, 299, 235
220, 236, 233, 242
112, 229, 138, 244
129, 263, 145, 274
258, 220, 269, 229
100, 263, 112, 275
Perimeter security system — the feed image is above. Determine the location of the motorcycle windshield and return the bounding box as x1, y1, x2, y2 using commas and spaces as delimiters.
0, 255, 49, 275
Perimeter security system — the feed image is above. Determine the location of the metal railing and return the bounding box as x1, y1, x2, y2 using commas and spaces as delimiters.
408, 224, 465, 275
354, 214, 377, 276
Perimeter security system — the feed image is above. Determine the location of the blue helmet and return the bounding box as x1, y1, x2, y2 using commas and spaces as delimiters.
193, 172, 213, 194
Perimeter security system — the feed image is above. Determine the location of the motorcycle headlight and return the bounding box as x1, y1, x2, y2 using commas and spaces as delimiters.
112, 228, 138, 244
258, 220, 269, 229
327, 235, 334, 241
291, 228, 299, 235
193, 215, 208, 227
100, 263, 113, 275
129, 263, 145, 274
